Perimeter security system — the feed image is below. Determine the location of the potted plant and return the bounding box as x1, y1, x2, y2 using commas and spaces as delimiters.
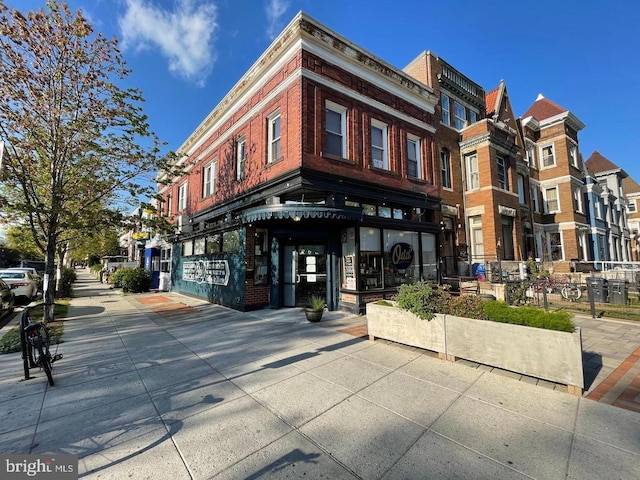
304, 295, 325, 322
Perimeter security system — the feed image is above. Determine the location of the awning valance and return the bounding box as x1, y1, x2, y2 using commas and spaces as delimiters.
242, 204, 362, 223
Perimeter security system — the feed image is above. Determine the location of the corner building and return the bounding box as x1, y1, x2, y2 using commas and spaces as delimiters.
158, 13, 442, 313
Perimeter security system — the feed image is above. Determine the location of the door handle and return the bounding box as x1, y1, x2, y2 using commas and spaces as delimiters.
296, 274, 300, 283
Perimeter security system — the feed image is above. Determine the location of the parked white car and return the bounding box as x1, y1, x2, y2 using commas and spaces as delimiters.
0, 270, 39, 303
6, 267, 43, 292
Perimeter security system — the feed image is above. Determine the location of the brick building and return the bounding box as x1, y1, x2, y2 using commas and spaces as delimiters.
157, 13, 442, 313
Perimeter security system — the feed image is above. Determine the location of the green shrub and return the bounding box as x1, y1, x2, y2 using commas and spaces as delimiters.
483, 301, 575, 332
110, 268, 128, 288
396, 281, 437, 320
374, 300, 393, 306
120, 268, 151, 293
57, 267, 77, 298
448, 295, 489, 320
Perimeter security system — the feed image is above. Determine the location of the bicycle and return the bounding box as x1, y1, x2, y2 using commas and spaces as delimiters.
21, 307, 62, 386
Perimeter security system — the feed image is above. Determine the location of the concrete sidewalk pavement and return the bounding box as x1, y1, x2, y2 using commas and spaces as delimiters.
0, 271, 639, 479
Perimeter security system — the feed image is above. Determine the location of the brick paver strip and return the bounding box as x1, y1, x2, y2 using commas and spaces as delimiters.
586, 346, 640, 405
337, 324, 368, 338
137, 295, 172, 305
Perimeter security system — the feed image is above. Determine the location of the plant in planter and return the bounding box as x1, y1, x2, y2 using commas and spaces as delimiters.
304, 295, 325, 322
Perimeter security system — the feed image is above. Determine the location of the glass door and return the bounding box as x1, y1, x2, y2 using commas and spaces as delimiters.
296, 244, 326, 306
283, 243, 327, 307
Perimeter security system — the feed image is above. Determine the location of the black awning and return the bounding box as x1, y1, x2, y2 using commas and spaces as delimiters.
242, 204, 362, 223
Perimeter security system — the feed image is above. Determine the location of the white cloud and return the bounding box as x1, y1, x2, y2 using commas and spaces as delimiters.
265, 0, 290, 40
118, 0, 218, 87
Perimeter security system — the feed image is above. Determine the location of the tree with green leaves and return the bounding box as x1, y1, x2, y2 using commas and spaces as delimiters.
0, 1, 178, 321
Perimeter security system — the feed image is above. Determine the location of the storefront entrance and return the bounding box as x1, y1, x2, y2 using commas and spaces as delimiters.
283, 244, 327, 307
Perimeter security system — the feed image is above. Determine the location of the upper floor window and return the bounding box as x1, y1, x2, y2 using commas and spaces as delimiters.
543, 186, 559, 213
178, 183, 187, 211
268, 112, 281, 163
569, 143, 578, 168
236, 137, 246, 181
629, 200, 637, 213
595, 198, 603, 219
202, 160, 216, 198
541, 144, 555, 167
465, 153, 479, 190
517, 174, 526, 204
441, 149, 452, 189
454, 101, 466, 129
325, 101, 347, 158
497, 156, 509, 190
371, 119, 388, 170
527, 144, 536, 168
469, 110, 478, 124
574, 186, 583, 213
441, 94, 450, 126
531, 185, 540, 212
166, 194, 173, 216
407, 134, 421, 179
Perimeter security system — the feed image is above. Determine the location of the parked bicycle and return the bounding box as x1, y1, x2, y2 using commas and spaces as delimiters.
20, 306, 62, 386
533, 275, 583, 301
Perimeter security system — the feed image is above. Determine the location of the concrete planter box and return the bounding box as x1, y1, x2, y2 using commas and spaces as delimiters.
366, 303, 583, 394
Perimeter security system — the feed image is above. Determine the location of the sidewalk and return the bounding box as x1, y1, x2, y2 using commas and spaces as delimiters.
0, 271, 639, 479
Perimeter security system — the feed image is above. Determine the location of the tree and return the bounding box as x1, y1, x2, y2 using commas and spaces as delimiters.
0, 1, 178, 320
5, 225, 44, 260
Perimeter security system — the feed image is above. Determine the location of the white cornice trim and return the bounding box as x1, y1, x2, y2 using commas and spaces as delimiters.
538, 174, 582, 187
539, 110, 585, 132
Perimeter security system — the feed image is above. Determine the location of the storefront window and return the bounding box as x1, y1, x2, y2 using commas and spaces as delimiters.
206, 234, 221, 254
160, 247, 171, 272
362, 204, 376, 216
222, 229, 240, 253
360, 227, 382, 289
383, 230, 419, 287
182, 240, 193, 257
378, 206, 391, 218
421, 233, 437, 280
194, 237, 205, 255
341, 228, 356, 290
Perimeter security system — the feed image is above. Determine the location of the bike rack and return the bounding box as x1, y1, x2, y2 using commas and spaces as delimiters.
19, 309, 33, 381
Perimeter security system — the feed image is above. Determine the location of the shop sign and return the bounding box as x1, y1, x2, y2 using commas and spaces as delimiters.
498, 205, 517, 217
183, 260, 230, 285
390, 243, 414, 269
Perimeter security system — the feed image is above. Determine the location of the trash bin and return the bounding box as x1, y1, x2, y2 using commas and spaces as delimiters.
472, 263, 486, 281
586, 277, 607, 303
608, 279, 628, 305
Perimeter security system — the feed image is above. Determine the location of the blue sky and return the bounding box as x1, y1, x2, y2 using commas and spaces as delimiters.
12, 0, 640, 184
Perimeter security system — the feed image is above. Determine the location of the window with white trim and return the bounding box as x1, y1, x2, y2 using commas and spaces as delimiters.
166, 194, 173, 216
595, 198, 602, 219
469, 110, 477, 124
574, 186, 583, 213
527, 144, 536, 168
454, 101, 466, 129
441, 94, 450, 126
236, 137, 246, 181
569, 143, 578, 168
465, 153, 479, 190
325, 101, 347, 157
267, 112, 281, 163
469, 215, 484, 258
202, 160, 216, 198
371, 119, 388, 170
541, 144, 555, 167
407, 134, 421, 179
441, 149, 452, 189
517, 174, 526, 204
629, 200, 637, 213
178, 183, 187, 211
543, 186, 559, 213
497, 156, 509, 190
531, 185, 540, 212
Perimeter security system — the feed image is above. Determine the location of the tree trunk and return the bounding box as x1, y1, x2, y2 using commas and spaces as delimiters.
44, 245, 56, 323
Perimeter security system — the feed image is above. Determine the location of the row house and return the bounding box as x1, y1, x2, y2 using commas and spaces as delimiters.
157, 13, 442, 313
584, 151, 632, 263
623, 176, 640, 261
520, 95, 588, 268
